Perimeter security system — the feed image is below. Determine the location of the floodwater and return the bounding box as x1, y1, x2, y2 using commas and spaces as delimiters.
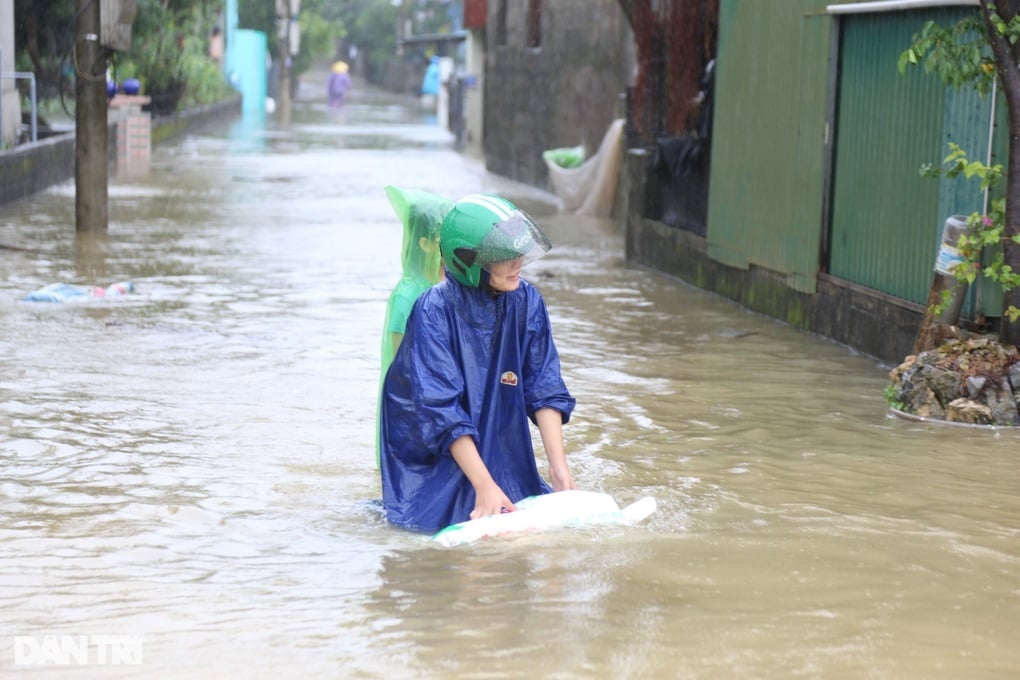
1, 74, 1017, 679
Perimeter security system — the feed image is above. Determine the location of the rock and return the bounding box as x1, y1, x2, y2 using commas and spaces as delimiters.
986, 378, 1020, 426
921, 363, 963, 405
888, 354, 916, 385
897, 373, 945, 418
887, 332, 1020, 426
1008, 363, 1020, 410
965, 375, 986, 399
945, 398, 993, 425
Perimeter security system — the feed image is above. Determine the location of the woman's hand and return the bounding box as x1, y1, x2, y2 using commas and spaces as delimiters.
535, 408, 574, 492
450, 435, 518, 519
548, 463, 575, 492
470, 482, 517, 519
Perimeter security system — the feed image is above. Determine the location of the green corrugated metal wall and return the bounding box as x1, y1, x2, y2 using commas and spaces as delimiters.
709, 0, 994, 307
709, 0, 831, 293
829, 6, 989, 306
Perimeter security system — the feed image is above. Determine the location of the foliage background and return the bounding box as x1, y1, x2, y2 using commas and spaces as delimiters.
11, 0, 448, 115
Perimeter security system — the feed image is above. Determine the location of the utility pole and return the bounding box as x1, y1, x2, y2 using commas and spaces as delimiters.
280, 6, 290, 125
276, 0, 293, 125
75, 0, 108, 233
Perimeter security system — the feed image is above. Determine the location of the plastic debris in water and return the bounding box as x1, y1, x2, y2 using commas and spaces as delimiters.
22, 281, 136, 303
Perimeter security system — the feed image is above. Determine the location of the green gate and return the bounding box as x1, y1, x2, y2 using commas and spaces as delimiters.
828, 7, 992, 309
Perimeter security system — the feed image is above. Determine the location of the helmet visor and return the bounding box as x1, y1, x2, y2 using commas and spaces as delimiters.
475, 211, 551, 270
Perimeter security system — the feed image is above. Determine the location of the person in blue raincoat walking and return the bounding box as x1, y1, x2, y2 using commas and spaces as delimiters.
378, 194, 576, 533
420, 55, 441, 110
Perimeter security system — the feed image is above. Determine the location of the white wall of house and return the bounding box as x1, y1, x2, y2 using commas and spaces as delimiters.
0, 0, 18, 148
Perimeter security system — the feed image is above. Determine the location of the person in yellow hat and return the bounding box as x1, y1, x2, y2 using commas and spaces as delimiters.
327, 61, 352, 108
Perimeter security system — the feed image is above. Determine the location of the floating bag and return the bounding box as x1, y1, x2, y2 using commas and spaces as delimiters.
432, 489, 657, 547
541, 119, 625, 217
542, 144, 585, 169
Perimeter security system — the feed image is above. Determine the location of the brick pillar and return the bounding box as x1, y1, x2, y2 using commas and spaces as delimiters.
109, 95, 152, 175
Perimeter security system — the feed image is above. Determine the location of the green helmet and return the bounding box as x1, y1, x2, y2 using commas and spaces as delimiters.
440, 194, 552, 287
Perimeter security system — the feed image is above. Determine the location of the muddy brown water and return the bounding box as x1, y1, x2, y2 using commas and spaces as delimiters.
0, 76, 1017, 678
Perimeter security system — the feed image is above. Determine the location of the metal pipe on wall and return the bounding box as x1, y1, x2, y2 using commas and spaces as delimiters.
0, 46, 40, 144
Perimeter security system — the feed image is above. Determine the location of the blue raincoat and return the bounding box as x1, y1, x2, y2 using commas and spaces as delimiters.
421, 56, 441, 96
379, 274, 575, 533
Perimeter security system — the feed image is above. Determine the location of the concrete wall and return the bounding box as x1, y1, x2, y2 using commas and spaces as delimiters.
624, 148, 921, 366
0, 131, 78, 205
0, 97, 241, 208
483, 0, 633, 190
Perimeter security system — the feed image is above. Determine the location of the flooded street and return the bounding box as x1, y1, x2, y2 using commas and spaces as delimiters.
1, 74, 1018, 679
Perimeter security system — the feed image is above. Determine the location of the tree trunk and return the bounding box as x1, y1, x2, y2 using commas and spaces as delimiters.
981, 1, 1020, 346
993, 66, 1020, 347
